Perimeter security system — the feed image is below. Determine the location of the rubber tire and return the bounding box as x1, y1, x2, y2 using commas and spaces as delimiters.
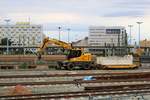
67, 63, 74, 70
83, 64, 91, 70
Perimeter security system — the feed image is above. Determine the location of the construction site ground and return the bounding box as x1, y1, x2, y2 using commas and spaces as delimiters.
0, 69, 150, 99
0, 55, 149, 99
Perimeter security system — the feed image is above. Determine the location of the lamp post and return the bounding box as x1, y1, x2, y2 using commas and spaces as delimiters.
4, 19, 10, 55
136, 22, 143, 48
128, 25, 133, 45
58, 27, 61, 41
67, 28, 70, 43
144, 39, 147, 47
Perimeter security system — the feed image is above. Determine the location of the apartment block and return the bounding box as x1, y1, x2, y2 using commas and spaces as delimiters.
0, 22, 45, 47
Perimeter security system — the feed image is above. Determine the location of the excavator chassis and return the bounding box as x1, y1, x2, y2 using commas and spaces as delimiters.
56, 61, 96, 70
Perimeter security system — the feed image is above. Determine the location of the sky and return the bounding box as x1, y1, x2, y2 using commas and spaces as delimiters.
0, 0, 150, 43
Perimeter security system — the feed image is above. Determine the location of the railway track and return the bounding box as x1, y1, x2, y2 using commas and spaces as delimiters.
0, 86, 150, 100
0, 78, 150, 86
0, 73, 150, 87
1, 71, 150, 86
1, 71, 150, 99
1, 71, 150, 78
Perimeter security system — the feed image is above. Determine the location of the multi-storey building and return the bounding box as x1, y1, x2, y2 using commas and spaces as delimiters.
88, 26, 128, 55
0, 22, 44, 47
88, 26, 127, 47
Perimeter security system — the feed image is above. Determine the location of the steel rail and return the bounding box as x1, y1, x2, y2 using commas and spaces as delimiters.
0, 88, 150, 100
0, 78, 150, 86
0, 71, 150, 78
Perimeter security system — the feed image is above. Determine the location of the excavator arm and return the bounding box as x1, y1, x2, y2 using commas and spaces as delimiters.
37, 37, 82, 60
38, 37, 72, 51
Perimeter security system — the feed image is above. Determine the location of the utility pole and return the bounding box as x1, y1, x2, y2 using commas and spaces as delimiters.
23, 35, 25, 55
67, 28, 70, 43
58, 26, 61, 41
128, 25, 133, 45
4, 19, 10, 55
136, 22, 143, 48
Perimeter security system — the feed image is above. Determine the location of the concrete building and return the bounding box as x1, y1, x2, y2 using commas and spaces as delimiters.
88, 26, 127, 47
72, 26, 128, 55
0, 22, 45, 47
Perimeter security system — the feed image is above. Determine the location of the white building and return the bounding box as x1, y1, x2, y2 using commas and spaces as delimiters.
88, 26, 127, 47
0, 22, 45, 47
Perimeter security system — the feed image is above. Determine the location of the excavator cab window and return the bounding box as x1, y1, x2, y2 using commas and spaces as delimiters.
67, 50, 82, 59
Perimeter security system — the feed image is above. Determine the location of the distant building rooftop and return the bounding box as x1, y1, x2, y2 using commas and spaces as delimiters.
72, 37, 88, 46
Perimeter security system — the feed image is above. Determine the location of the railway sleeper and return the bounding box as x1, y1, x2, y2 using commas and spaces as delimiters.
85, 84, 150, 91
1, 89, 150, 99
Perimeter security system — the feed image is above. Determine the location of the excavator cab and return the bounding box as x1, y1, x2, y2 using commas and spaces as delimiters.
67, 50, 82, 59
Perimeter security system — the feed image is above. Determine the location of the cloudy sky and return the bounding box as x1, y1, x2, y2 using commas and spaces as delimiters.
0, 0, 150, 42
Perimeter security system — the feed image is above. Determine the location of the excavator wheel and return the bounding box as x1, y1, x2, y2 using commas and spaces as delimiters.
67, 63, 74, 70
83, 64, 91, 70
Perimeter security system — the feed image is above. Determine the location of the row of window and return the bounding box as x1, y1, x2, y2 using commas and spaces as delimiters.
89, 29, 105, 31
0, 32, 41, 34
89, 43, 121, 46
89, 40, 123, 43
0, 29, 41, 31
106, 29, 124, 34
89, 37, 123, 40
90, 31, 105, 33
0, 26, 41, 29
90, 29, 126, 34
89, 34, 123, 37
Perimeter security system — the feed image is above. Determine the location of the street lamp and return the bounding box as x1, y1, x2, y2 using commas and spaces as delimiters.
67, 28, 70, 43
136, 22, 143, 48
128, 25, 133, 45
4, 19, 10, 55
58, 26, 61, 40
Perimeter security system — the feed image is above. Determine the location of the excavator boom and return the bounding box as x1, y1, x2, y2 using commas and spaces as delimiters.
37, 37, 82, 60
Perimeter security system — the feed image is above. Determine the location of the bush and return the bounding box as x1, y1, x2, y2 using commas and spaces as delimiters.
36, 60, 46, 65
19, 62, 28, 69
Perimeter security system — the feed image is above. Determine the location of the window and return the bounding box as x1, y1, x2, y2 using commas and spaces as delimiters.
106, 29, 121, 34
23, 29, 27, 31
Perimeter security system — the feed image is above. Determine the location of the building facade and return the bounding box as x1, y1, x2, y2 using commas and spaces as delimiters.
88, 26, 127, 47
0, 22, 44, 47
88, 26, 128, 55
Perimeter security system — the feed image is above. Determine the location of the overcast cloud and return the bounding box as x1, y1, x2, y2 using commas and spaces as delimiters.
0, 0, 150, 41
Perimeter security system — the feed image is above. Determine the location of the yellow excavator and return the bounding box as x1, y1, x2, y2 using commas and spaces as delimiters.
37, 37, 94, 70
